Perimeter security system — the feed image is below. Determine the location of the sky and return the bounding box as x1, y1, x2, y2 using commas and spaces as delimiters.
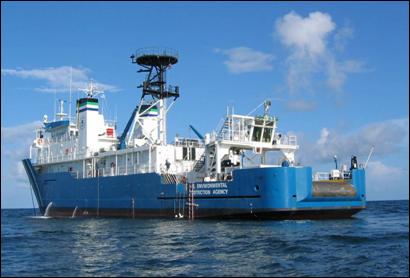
1, 1, 409, 208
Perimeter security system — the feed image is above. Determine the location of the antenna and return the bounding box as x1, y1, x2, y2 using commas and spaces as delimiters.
115, 104, 117, 124
100, 93, 105, 115
247, 99, 270, 116
79, 80, 104, 98
364, 145, 375, 169
69, 66, 72, 121
56, 99, 67, 120
263, 100, 271, 117
333, 155, 338, 170
53, 89, 56, 121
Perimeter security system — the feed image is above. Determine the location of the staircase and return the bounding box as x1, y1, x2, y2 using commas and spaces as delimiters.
161, 173, 178, 184
207, 146, 217, 176
219, 118, 232, 140
193, 154, 206, 172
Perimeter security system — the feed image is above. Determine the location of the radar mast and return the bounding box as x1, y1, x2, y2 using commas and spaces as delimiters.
126, 48, 180, 147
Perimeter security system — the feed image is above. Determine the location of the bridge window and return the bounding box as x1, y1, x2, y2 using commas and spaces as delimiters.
265, 120, 274, 127
252, 117, 275, 143
262, 128, 273, 143
183, 147, 187, 159
183, 147, 196, 160
252, 126, 262, 142
255, 119, 264, 125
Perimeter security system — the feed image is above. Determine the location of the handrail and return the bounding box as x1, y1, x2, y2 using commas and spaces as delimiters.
135, 47, 178, 59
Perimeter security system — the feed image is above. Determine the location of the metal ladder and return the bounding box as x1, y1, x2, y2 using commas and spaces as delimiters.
187, 183, 195, 220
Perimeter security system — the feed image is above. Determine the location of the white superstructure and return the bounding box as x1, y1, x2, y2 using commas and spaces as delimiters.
30, 95, 299, 183
29, 49, 300, 183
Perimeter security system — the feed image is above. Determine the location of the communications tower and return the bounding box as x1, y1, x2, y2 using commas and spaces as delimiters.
124, 48, 180, 147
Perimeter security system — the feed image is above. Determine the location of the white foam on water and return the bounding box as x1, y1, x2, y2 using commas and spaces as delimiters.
71, 206, 79, 218
44, 202, 53, 217
28, 216, 52, 219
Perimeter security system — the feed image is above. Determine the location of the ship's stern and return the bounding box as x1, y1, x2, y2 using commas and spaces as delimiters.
252, 166, 366, 219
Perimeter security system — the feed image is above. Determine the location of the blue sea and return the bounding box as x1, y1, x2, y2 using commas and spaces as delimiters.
1, 200, 408, 277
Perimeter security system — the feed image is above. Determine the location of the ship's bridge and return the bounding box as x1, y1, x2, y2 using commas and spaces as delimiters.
195, 107, 299, 181
216, 113, 298, 153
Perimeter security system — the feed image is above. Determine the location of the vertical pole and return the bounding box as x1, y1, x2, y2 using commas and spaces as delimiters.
54, 89, 56, 121
69, 66, 72, 121
364, 146, 375, 169
29, 184, 36, 216
163, 99, 167, 145
189, 183, 192, 220
192, 184, 194, 220
215, 143, 220, 175
334, 156, 338, 170
131, 152, 134, 174
159, 66, 164, 145
115, 105, 118, 127
115, 154, 118, 175
97, 169, 100, 217
261, 151, 266, 165
132, 197, 135, 218
158, 99, 166, 145
148, 147, 151, 172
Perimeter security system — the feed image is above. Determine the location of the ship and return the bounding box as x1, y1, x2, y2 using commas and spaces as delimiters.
22, 48, 366, 219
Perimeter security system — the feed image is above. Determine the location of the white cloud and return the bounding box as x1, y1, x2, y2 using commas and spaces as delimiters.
285, 54, 319, 94
275, 11, 365, 94
367, 160, 405, 177
1, 121, 42, 142
297, 118, 409, 165
366, 160, 409, 200
333, 25, 354, 52
1, 66, 119, 93
292, 118, 409, 200
317, 127, 330, 145
286, 99, 316, 111
215, 47, 274, 74
1, 121, 46, 208
276, 11, 335, 57
326, 57, 366, 91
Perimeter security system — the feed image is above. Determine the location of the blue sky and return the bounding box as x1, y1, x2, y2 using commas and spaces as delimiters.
1, 2, 409, 207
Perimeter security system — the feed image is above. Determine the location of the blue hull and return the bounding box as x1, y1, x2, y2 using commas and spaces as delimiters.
22, 159, 366, 219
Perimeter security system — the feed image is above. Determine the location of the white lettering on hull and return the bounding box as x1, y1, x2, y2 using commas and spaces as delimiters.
193, 183, 228, 195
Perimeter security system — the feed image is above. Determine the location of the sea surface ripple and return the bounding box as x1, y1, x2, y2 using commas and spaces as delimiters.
1, 200, 408, 277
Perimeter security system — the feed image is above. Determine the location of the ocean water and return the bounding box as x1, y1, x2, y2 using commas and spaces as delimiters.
1, 201, 408, 277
